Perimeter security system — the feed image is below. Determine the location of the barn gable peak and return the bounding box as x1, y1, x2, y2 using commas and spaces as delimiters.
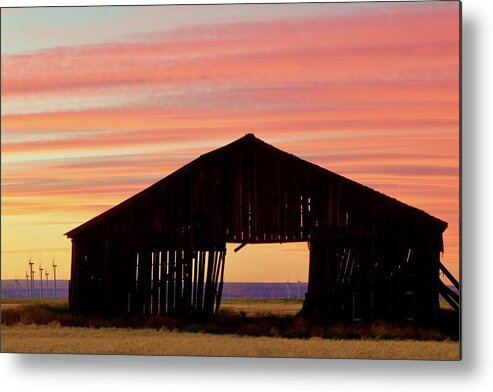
65, 133, 447, 238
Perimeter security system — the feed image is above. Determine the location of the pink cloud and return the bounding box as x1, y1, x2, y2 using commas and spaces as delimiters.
2, 8, 458, 97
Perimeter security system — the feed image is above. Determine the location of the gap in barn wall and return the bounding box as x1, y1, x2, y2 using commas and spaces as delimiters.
224, 242, 309, 283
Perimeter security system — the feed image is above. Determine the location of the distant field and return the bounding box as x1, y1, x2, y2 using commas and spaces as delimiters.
1, 324, 459, 359
0, 297, 454, 314
223, 298, 457, 316
221, 299, 303, 316
1, 298, 67, 310
0, 298, 301, 315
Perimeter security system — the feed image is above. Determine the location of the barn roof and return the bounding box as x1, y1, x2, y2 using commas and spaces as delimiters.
65, 134, 447, 238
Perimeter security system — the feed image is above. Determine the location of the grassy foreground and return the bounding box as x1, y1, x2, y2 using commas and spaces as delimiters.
1, 299, 460, 359
1, 324, 459, 359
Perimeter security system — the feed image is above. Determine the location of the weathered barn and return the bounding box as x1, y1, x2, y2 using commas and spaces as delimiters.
66, 134, 456, 322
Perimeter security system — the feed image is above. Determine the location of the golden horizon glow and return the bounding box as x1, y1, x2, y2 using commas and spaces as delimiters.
1, 2, 459, 282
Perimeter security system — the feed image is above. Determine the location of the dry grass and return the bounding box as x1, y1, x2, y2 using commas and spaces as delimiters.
1, 304, 22, 310
221, 299, 302, 316
1, 298, 452, 314
1, 298, 67, 310
0, 298, 460, 359
1, 324, 459, 360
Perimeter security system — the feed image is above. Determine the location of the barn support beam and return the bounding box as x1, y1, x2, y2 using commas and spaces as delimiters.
303, 238, 334, 321
234, 243, 247, 253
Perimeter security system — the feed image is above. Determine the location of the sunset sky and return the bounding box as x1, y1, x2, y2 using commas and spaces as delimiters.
1, 1, 460, 282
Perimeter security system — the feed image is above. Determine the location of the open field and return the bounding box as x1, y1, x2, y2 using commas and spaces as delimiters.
1, 324, 459, 359
1, 298, 460, 359
222, 298, 457, 316
1, 298, 453, 314
1, 298, 67, 310
221, 299, 303, 316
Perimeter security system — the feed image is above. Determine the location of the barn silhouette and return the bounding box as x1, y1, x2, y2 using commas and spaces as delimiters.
66, 134, 458, 322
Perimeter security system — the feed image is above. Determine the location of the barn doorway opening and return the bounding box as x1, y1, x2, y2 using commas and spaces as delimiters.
222, 242, 309, 300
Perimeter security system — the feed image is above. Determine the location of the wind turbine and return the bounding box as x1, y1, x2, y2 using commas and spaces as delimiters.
39, 264, 44, 299
29, 258, 35, 298
25, 271, 29, 298
14, 276, 20, 298
52, 258, 58, 299
45, 270, 50, 298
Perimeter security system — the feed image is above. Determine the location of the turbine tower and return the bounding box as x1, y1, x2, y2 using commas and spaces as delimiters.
28, 259, 35, 298
39, 264, 44, 299
15, 277, 20, 299
45, 270, 50, 298
52, 258, 58, 299
25, 271, 29, 298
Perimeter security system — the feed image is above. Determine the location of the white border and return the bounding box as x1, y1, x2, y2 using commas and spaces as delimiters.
2, 0, 492, 390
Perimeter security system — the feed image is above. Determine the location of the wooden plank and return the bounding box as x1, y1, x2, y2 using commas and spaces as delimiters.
212, 249, 221, 290
234, 243, 247, 253
69, 241, 77, 314
235, 150, 243, 241
167, 250, 175, 315
159, 250, 167, 315
215, 251, 226, 315
212, 250, 221, 312
183, 250, 193, 314
192, 251, 198, 312
152, 251, 159, 316
211, 250, 221, 311
252, 144, 257, 241
140, 250, 151, 316
115, 239, 128, 316
439, 261, 460, 290
175, 249, 183, 314
136, 252, 144, 314
72, 241, 81, 314
196, 250, 205, 314
203, 250, 215, 315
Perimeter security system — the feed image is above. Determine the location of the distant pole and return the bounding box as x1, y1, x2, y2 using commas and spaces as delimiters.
45, 270, 50, 298
29, 259, 35, 298
52, 259, 58, 299
39, 265, 44, 299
